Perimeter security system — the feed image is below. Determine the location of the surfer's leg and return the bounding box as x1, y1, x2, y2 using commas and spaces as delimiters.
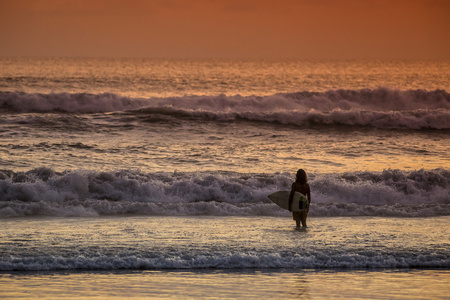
300, 211, 307, 227
293, 212, 301, 228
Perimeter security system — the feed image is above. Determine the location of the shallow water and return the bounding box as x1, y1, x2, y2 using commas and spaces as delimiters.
1, 269, 449, 299
1, 216, 449, 298
1, 216, 449, 270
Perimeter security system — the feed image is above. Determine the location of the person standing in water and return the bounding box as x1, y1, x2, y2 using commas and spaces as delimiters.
288, 169, 311, 228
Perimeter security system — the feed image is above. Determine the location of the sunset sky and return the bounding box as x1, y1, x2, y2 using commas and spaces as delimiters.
0, 0, 449, 59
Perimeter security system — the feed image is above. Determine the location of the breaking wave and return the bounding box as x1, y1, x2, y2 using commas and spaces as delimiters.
1, 88, 449, 129
1, 168, 448, 218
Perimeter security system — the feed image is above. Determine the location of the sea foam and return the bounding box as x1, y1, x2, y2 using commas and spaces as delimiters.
1, 251, 448, 271
1, 168, 448, 218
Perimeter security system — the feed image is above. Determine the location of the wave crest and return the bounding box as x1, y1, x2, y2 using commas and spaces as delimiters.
1, 88, 449, 129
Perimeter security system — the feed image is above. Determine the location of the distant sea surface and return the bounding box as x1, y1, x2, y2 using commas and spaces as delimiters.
0, 58, 449, 298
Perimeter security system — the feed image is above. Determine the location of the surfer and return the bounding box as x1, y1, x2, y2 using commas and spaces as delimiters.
289, 169, 311, 228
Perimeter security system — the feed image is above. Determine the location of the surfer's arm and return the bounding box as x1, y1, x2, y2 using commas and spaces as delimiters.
306, 185, 311, 211
288, 184, 295, 211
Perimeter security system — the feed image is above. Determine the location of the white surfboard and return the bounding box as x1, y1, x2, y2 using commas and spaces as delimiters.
268, 190, 308, 212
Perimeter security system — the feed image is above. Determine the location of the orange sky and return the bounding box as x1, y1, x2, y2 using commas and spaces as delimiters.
0, 0, 449, 59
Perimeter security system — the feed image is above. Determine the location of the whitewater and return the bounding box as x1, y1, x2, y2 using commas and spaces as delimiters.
0, 168, 449, 219
1, 88, 449, 129
0, 58, 449, 299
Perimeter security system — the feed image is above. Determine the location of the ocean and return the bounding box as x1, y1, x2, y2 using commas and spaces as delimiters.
0, 57, 449, 299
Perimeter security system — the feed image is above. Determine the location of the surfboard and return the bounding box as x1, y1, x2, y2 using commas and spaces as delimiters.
268, 190, 308, 212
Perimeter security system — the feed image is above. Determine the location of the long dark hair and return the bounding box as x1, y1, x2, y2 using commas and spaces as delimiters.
296, 169, 308, 184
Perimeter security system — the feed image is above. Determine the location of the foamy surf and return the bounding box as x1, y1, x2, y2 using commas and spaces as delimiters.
1, 168, 448, 218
